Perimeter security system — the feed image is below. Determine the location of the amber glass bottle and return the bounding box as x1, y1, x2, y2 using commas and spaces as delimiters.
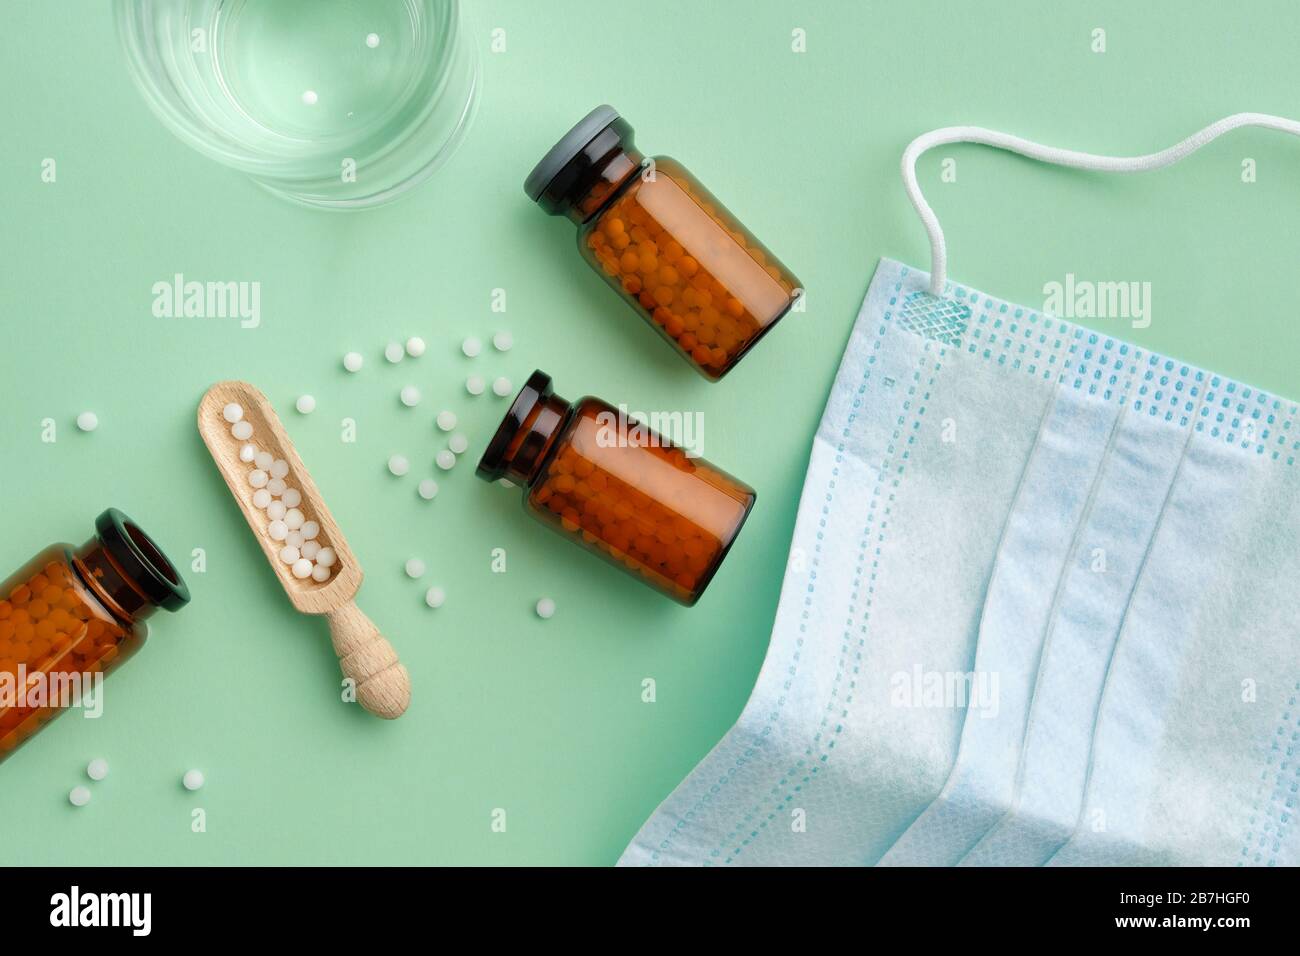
477, 371, 755, 605
525, 105, 803, 381
0, 509, 189, 763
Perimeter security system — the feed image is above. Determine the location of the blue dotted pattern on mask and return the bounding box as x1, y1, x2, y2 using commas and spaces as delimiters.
896, 278, 1300, 466
1240, 681, 1299, 866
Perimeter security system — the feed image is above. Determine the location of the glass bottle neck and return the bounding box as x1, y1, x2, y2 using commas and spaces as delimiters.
537, 118, 644, 224
71, 538, 158, 624
498, 392, 573, 486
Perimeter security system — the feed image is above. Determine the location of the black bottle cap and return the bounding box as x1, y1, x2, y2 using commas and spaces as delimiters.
94, 508, 190, 612
524, 105, 620, 201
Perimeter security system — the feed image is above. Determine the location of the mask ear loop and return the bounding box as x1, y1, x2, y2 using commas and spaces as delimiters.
901, 112, 1300, 297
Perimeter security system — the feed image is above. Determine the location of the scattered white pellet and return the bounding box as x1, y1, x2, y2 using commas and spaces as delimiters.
255, 450, 273, 470
311, 564, 331, 582
466, 375, 485, 395
492, 376, 512, 397
343, 351, 364, 372
400, 386, 421, 407
436, 410, 457, 431
69, 785, 92, 807
296, 395, 316, 414
425, 586, 446, 608
388, 454, 410, 476
405, 336, 425, 357
366, 32, 381, 48
270, 458, 289, 479
493, 331, 513, 352
252, 489, 272, 510
292, 558, 313, 579
268, 520, 288, 542
285, 508, 305, 531
385, 341, 404, 363
436, 449, 456, 470
316, 547, 337, 569
267, 477, 287, 497
449, 433, 469, 455
231, 421, 253, 441
267, 500, 287, 521
249, 469, 269, 489
418, 479, 439, 500
239, 444, 257, 463
301, 521, 320, 540
87, 758, 109, 781
279, 545, 300, 565
301, 540, 321, 560
282, 488, 302, 508
182, 769, 205, 791
285, 530, 304, 549
76, 412, 99, 432
405, 558, 426, 579
536, 597, 556, 619
462, 336, 482, 358
301, 89, 318, 106
222, 403, 244, 424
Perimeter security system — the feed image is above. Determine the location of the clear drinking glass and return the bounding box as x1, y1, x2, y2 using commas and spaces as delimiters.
114, 0, 479, 209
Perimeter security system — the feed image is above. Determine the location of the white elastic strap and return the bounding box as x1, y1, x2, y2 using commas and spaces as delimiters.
901, 112, 1300, 296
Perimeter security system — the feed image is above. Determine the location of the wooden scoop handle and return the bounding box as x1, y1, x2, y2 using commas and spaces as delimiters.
326, 602, 411, 719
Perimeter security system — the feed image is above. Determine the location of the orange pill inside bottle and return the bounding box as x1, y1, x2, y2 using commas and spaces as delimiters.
0, 509, 189, 764
525, 105, 803, 381
477, 371, 755, 605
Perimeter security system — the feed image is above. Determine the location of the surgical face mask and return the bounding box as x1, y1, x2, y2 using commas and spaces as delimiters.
620, 113, 1300, 867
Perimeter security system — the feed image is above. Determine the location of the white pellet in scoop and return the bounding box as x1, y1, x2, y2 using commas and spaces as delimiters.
285, 508, 305, 531
301, 521, 319, 540
270, 459, 289, 479
249, 469, 269, 489
400, 386, 421, 407
286, 530, 304, 549
282, 488, 302, 508
462, 336, 482, 357
231, 421, 253, 441
301, 540, 321, 560
385, 341, 404, 363
268, 520, 288, 541
425, 586, 445, 609
279, 545, 300, 565
222, 403, 243, 423
405, 558, 426, 579
436, 450, 456, 471
492, 376, 512, 397
311, 563, 331, 582
316, 547, 337, 568
343, 351, 364, 372
292, 558, 313, 579
252, 489, 272, 510
449, 433, 469, 455
418, 479, 439, 500
466, 375, 484, 396
536, 597, 556, 619
87, 758, 109, 781
255, 450, 273, 470
266, 477, 287, 497
267, 500, 286, 521
69, 785, 91, 807
436, 410, 457, 431
493, 331, 513, 352
182, 769, 204, 791
239, 444, 257, 463
405, 336, 426, 357
388, 454, 409, 476
296, 395, 316, 414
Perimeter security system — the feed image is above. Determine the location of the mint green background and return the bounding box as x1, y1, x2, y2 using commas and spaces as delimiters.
2, 0, 1298, 866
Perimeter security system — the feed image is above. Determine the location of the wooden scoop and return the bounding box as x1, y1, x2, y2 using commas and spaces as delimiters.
197, 380, 410, 719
